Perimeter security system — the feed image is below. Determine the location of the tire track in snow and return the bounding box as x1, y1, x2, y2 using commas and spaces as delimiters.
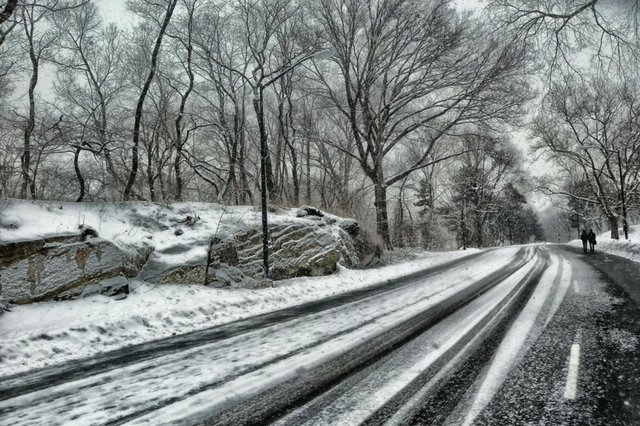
458, 252, 572, 426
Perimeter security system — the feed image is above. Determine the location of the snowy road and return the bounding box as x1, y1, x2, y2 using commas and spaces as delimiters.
1, 244, 639, 425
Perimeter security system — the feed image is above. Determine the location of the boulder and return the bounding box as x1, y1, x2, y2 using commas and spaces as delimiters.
232, 221, 359, 281
339, 219, 360, 237
122, 244, 154, 278
204, 234, 257, 287
206, 264, 257, 288
80, 276, 129, 299
268, 222, 341, 280
295, 205, 324, 218
147, 263, 209, 285
352, 227, 383, 268
334, 228, 360, 269
135, 239, 210, 285
0, 235, 124, 304
208, 235, 239, 268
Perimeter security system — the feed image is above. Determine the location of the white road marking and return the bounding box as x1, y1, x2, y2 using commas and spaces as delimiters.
564, 343, 581, 400
574, 280, 580, 293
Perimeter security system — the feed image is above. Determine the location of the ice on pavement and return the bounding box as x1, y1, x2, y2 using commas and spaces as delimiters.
272, 250, 540, 426
459, 253, 573, 426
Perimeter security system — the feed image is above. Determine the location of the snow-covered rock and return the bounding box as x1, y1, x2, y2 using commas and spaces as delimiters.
0, 200, 383, 305
295, 205, 325, 218
0, 235, 124, 304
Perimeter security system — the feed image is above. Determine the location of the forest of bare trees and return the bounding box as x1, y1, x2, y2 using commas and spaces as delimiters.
499, 0, 640, 240
3, 0, 635, 249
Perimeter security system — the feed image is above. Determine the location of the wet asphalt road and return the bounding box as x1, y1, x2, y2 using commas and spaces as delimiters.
424, 245, 640, 426
2, 244, 639, 425
481, 244, 640, 426
210, 244, 640, 426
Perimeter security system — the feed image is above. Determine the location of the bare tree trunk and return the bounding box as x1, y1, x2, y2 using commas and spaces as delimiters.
147, 142, 156, 202
266, 142, 276, 203
123, 0, 178, 201
306, 137, 311, 204
174, 139, 184, 200
373, 177, 391, 249
74, 145, 85, 202
173, 0, 196, 202
20, 13, 39, 200
608, 215, 619, 239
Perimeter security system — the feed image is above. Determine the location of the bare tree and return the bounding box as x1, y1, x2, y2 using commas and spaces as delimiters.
190, 0, 316, 206
18, 1, 61, 198
490, 0, 640, 74
533, 73, 640, 238
313, 0, 530, 247
123, 0, 179, 201
0, 125, 22, 197
449, 134, 522, 247
164, 0, 200, 201
191, 0, 254, 205
49, 2, 126, 201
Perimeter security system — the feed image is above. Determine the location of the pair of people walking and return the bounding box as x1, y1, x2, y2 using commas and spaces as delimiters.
580, 229, 597, 253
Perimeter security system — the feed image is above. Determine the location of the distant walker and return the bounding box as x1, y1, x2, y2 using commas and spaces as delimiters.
580, 229, 588, 253
588, 229, 597, 253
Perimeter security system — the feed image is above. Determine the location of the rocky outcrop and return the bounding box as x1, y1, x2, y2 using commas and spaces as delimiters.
122, 245, 154, 278
298, 207, 382, 269
338, 218, 383, 268
205, 234, 256, 288
230, 219, 360, 281
268, 222, 342, 280
79, 276, 129, 300
135, 240, 211, 286
0, 235, 124, 304
147, 263, 210, 285
0, 206, 383, 304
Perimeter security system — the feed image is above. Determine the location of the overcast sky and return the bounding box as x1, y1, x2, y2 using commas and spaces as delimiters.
95, 0, 130, 25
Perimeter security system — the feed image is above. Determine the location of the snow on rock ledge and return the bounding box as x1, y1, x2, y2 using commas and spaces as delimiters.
0, 200, 382, 304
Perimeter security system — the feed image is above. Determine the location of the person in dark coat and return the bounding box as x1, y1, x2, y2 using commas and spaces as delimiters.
580, 229, 588, 252
588, 229, 597, 253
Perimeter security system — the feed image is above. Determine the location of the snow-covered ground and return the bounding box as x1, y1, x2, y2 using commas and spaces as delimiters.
0, 249, 481, 378
0, 200, 480, 377
1, 247, 533, 426
566, 225, 640, 263
1, 199, 637, 396
2, 200, 637, 425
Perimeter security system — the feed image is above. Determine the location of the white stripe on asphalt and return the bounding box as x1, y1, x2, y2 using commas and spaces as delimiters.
574, 280, 579, 293
564, 343, 581, 399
